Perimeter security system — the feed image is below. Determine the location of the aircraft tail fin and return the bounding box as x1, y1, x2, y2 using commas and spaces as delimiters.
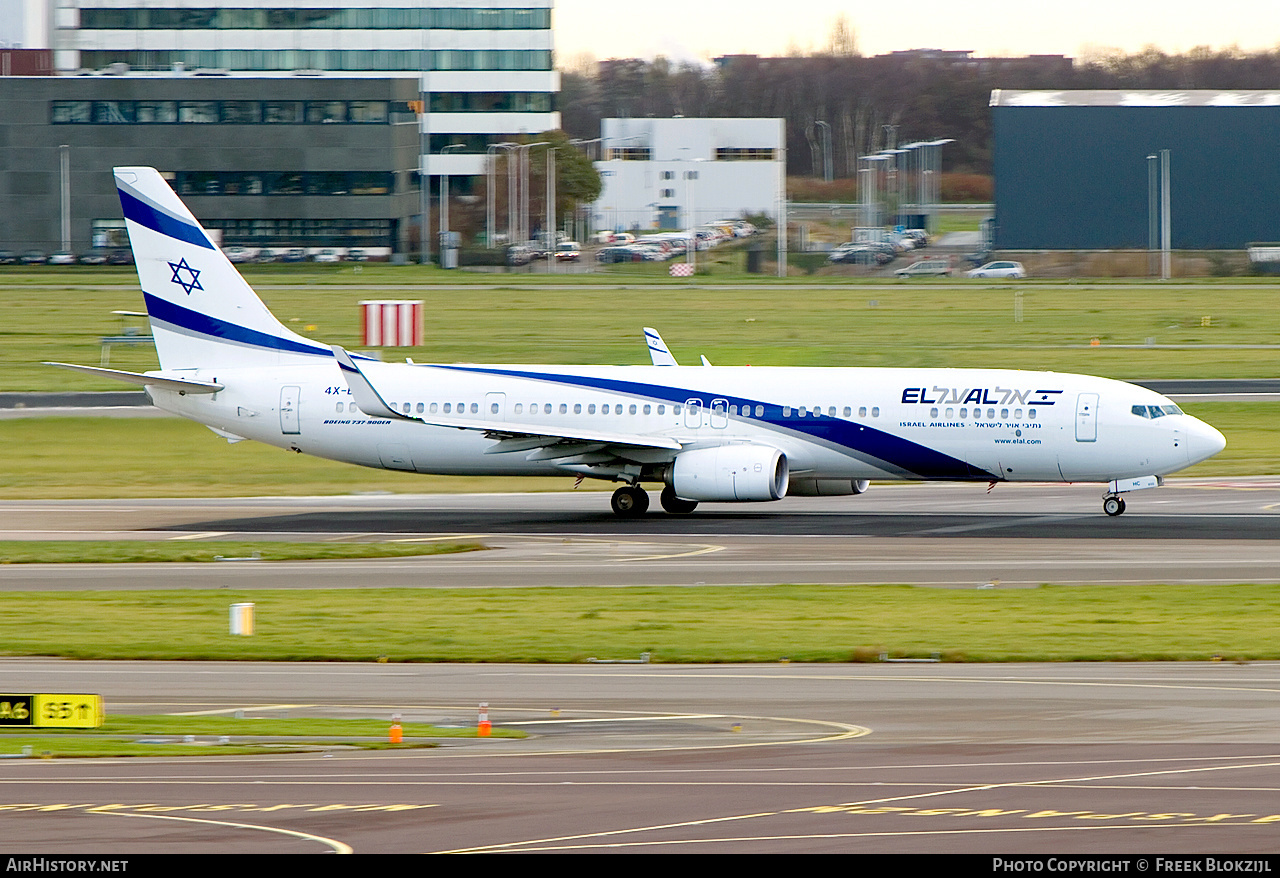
114, 167, 331, 370
644, 327, 679, 366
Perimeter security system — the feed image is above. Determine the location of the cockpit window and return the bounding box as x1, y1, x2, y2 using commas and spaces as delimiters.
1132, 403, 1184, 419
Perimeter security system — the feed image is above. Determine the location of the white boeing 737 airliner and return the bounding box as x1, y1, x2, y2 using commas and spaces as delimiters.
49, 167, 1226, 517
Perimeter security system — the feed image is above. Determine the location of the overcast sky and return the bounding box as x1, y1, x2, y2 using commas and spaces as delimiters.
554, 1, 1280, 66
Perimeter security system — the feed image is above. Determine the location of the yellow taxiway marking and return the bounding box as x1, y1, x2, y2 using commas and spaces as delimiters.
435, 757, 1280, 853
168, 704, 315, 716
444, 822, 1266, 852
90, 810, 353, 854
611, 544, 725, 562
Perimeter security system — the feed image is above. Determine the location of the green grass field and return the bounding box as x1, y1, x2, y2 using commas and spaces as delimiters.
8, 270, 1280, 390
0, 715, 521, 759
0, 585, 1275, 663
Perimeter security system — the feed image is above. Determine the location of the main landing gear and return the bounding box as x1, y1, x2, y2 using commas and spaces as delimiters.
609, 484, 699, 517
610, 484, 649, 517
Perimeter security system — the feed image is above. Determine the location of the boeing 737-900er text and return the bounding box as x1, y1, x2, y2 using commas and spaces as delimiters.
48, 167, 1226, 517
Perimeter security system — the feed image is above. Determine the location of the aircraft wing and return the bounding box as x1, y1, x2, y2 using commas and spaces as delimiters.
331, 346, 682, 456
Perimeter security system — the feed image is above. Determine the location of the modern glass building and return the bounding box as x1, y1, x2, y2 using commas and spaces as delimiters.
0, 1, 560, 254
0, 73, 420, 254
50, 0, 560, 180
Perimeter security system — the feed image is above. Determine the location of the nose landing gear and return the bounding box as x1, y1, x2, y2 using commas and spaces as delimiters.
1103, 495, 1127, 517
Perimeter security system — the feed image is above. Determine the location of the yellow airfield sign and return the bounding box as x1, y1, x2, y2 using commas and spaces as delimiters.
0, 694, 104, 728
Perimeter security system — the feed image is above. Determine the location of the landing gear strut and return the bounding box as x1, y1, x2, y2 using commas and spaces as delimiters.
611, 484, 649, 517
1103, 496, 1127, 517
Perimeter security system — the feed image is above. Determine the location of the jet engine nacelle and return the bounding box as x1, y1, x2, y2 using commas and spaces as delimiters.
670, 445, 789, 502
788, 478, 870, 496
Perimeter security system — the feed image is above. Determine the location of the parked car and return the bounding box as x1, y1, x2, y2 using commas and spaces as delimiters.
0, 250, 17, 264
47, 250, 77, 265
506, 244, 535, 266
830, 243, 894, 265
554, 241, 581, 262
596, 245, 644, 264
19, 250, 46, 265
312, 248, 343, 263
894, 258, 953, 278
222, 246, 258, 264
967, 260, 1026, 279
107, 249, 135, 265
280, 248, 308, 263
347, 248, 369, 262
78, 249, 111, 265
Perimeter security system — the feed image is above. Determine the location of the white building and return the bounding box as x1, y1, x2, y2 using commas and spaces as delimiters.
592, 117, 784, 233
45, 0, 559, 180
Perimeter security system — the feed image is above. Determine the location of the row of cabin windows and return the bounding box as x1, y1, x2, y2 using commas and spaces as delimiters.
332, 400, 891, 418
927, 406, 1037, 420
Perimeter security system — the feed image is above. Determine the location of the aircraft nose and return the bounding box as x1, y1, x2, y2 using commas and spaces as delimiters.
1185, 417, 1227, 465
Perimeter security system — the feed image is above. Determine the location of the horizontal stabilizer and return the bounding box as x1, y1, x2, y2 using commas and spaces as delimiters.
44, 362, 223, 393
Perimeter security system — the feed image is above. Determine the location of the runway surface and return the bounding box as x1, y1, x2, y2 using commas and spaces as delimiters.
1, 479, 1278, 588
2, 485, 1279, 854
2, 660, 1279, 854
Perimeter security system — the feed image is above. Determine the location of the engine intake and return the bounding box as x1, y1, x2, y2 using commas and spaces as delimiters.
669, 445, 789, 502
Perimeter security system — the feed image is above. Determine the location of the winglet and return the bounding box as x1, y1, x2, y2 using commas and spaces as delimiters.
643, 327, 679, 366
331, 345, 416, 421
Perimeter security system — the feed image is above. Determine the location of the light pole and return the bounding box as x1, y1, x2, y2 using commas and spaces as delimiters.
438, 143, 464, 268
545, 146, 557, 274
486, 141, 517, 248
1160, 148, 1171, 280
859, 154, 890, 228
1147, 153, 1158, 276
515, 141, 549, 247
814, 120, 832, 183
776, 141, 787, 278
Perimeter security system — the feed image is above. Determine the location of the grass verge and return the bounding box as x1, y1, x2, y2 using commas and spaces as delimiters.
0, 715, 522, 758
0, 584, 1276, 663
11, 275, 1280, 391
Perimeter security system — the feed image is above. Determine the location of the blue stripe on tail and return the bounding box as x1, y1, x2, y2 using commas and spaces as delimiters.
118, 188, 215, 250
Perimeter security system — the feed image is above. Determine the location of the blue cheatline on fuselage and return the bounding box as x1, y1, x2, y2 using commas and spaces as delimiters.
434, 364, 996, 480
